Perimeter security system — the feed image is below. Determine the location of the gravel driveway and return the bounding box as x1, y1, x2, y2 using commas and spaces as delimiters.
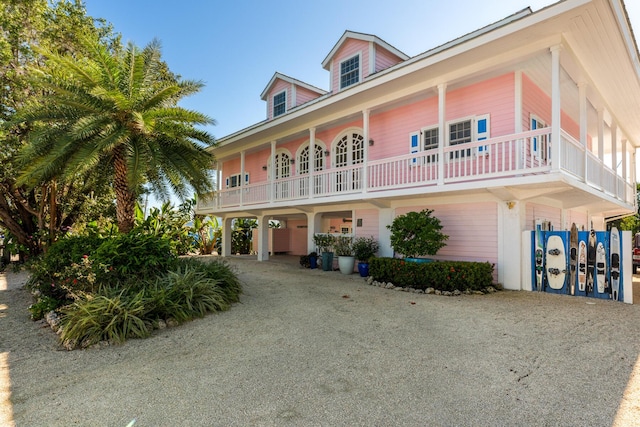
2, 256, 640, 426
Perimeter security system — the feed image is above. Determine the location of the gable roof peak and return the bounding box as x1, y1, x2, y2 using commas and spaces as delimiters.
321, 30, 409, 70
260, 71, 327, 101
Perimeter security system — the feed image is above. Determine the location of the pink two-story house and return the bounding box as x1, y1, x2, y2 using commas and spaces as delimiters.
197, 0, 640, 290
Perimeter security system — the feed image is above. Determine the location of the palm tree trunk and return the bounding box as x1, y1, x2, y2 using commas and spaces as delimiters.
113, 147, 136, 233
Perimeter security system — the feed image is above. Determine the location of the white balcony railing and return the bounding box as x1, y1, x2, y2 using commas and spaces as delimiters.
197, 128, 635, 212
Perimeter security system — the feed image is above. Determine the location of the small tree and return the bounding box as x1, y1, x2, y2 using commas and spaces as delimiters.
387, 209, 448, 258
352, 236, 379, 262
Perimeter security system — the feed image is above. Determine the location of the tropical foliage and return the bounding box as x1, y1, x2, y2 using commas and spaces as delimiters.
15, 35, 216, 234
0, 0, 119, 259
387, 209, 448, 258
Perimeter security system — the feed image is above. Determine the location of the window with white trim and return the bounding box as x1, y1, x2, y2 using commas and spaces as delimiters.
273, 91, 286, 117
423, 126, 439, 163
225, 173, 249, 188
299, 144, 324, 174
340, 54, 360, 89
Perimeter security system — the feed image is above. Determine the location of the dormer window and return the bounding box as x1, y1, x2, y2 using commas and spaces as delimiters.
340, 54, 360, 89
273, 91, 286, 117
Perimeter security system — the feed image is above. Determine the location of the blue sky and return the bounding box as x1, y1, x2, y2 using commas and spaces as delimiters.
85, 0, 640, 141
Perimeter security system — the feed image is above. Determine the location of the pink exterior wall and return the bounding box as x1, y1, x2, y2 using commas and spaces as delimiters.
266, 79, 291, 120
354, 209, 379, 240
566, 210, 588, 231
369, 97, 438, 161
446, 73, 514, 134
330, 39, 370, 91
374, 45, 404, 73
395, 203, 499, 266
287, 219, 308, 255
522, 74, 585, 145
296, 86, 322, 107
526, 203, 562, 230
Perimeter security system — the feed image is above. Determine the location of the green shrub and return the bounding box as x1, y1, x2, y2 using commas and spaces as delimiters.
369, 258, 494, 292
28, 296, 61, 320
56, 258, 241, 349
27, 235, 104, 299
93, 233, 178, 284
387, 209, 448, 258
174, 258, 242, 303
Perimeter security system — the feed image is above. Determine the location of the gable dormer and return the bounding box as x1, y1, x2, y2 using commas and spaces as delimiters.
261, 72, 327, 120
321, 31, 409, 93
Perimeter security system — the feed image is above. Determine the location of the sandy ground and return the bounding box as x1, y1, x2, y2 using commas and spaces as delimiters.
2, 256, 640, 426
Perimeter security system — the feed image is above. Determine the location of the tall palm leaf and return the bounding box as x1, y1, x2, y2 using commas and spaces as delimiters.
16, 38, 215, 233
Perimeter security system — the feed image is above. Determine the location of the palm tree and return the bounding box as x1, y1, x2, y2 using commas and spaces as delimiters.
16, 38, 215, 233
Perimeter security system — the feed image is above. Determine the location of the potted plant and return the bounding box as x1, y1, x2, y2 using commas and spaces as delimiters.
334, 235, 355, 275
387, 209, 448, 262
352, 236, 379, 277
308, 251, 318, 269
313, 233, 336, 271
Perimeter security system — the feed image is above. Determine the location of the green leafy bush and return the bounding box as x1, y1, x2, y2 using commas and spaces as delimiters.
93, 233, 178, 284
56, 258, 241, 349
27, 235, 104, 300
387, 209, 448, 258
369, 258, 494, 292
28, 295, 60, 320
59, 289, 150, 349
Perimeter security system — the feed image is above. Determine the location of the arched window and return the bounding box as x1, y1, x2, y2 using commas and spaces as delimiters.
333, 129, 364, 192
274, 152, 290, 179
298, 144, 324, 174
335, 131, 364, 167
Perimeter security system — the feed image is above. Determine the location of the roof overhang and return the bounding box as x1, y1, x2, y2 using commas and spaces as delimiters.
214, 0, 640, 159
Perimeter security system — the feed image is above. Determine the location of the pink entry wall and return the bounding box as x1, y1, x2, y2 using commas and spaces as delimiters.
394, 203, 498, 266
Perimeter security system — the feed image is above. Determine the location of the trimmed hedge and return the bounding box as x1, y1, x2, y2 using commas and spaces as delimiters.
369, 258, 494, 292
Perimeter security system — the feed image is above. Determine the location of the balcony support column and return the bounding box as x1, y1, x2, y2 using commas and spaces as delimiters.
240, 151, 245, 206
579, 82, 588, 182
221, 216, 233, 257
270, 140, 276, 203
598, 109, 605, 161
309, 127, 316, 199
363, 109, 370, 194
256, 214, 270, 261
437, 83, 447, 185
611, 122, 618, 197
622, 139, 628, 202
550, 45, 562, 172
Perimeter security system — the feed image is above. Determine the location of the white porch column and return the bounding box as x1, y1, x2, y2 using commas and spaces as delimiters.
309, 127, 316, 198
579, 82, 588, 182
611, 122, 618, 197
362, 109, 370, 194
550, 45, 562, 172
622, 139, 628, 201
499, 200, 523, 290
256, 214, 269, 261
598, 109, 605, 161
222, 216, 233, 257
378, 208, 394, 258
270, 140, 276, 202
437, 83, 447, 185
306, 212, 316, 253
240, 151, 245, 205
515, 71, 524, 169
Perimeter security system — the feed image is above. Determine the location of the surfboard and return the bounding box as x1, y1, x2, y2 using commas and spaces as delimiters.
569, 223, 578, 295
596, 241, 607, 294
578, 239, 587, 292
545, 235, 566, 291
535, 228, 544, 292
587, 230, 596, 296
610, 227, 621, 301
